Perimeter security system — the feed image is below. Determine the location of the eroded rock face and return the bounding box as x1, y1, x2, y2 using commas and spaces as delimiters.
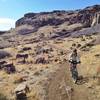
91, 12, 100, 26
15, 5, 100, 35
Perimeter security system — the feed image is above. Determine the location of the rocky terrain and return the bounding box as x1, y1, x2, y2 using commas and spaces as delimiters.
15, 5, 100, 35
0, 4, 100, 100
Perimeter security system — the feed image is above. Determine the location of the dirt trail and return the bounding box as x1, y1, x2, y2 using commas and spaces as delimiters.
46, 62, 92, 100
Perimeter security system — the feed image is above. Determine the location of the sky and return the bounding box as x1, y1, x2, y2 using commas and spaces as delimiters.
0, 0, 100, 31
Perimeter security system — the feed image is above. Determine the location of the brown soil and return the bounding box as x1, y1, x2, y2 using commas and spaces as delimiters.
46, 62, 92, 100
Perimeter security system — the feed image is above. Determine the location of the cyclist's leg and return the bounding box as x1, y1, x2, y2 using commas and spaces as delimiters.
71, 64, 78, 83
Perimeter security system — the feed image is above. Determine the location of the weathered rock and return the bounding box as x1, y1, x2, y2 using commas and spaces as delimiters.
0, 50, 11, 59
3, 63, 16, 74
91, 12, 100, 26
14, 83, 29, 100
15, 5, 100, 35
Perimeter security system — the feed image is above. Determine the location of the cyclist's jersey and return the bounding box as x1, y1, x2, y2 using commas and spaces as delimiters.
68, 53, 80, 64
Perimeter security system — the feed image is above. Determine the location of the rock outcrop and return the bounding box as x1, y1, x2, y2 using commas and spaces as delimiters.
0, 31, 7, 35
15, 5, 100, 35
91, 12, 100, 26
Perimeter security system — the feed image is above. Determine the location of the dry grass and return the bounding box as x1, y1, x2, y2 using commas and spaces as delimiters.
81, 44, 100, 76
0, 32, 100, 100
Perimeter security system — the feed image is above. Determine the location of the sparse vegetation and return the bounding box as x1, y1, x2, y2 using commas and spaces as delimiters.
81, 38, 86, 41
77, 43, 81, 48
0, 4, 100, 100
95, 54, 100, 58
72, 43, 76, 47
0, 93, 8, 100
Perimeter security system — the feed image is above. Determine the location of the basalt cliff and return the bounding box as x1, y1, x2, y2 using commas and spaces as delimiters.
15, 5, 100, 36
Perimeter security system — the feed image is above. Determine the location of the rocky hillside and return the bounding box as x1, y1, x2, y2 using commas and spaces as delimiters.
0, 31, 7, 35
0, 4, 100, 100
15, 5, 100, 35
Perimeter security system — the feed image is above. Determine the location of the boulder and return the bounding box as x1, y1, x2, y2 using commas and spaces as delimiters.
3, 63, 16, 74
14, 83, 29, 100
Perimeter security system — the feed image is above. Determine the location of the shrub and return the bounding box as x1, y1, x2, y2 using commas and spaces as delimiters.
77, 44, 81, 48
13, 74, 26, 84
81, 38, 86, 41
72, 43, 76, 47
0, 93, 8, 100
86, 43, 94, 47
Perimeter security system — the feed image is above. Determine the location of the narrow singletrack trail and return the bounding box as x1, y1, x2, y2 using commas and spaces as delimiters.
46, 62, 92, 100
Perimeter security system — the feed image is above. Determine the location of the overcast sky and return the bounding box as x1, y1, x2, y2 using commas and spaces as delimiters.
0, 0, 100, 31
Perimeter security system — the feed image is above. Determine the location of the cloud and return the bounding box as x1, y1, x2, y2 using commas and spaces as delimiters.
0, 18, 16, 31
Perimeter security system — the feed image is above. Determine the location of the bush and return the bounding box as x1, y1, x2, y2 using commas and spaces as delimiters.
86, 43, 94, 47
0, 50, 11, 59
72, 43, 76, 47
77, 44, 81, 48
0, 93, 8, 100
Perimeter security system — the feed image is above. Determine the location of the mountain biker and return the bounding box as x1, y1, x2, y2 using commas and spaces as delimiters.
68, 49, 81, 84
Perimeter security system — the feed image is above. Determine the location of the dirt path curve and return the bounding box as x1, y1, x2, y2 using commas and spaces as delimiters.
46, 62, 91, 100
